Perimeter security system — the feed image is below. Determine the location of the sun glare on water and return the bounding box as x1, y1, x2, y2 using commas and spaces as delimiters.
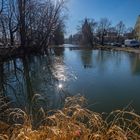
58, 84, 63, 89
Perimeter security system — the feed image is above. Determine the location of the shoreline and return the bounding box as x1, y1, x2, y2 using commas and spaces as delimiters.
98, 45, 140, 54
0, 45, 140, 61
65, 45, 140, 54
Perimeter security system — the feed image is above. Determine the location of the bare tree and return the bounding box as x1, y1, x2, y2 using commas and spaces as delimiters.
20, 0, 66, 49
0, 0, 8, 44
0, 0, 3, 15
115, 21, 126, 42
52, 20, 65, 45
17, 0, 26, 47
134, 16, 140, 40
38, 0, 66, 50
77, 18, 97, 46
0, 0, 66, 50
0, 0, 19, 46
97, 18, 111, 45
125, 27, 134, 39
0, 14, 8, 44
106, 27, 117, 42
7, 0, 18, 46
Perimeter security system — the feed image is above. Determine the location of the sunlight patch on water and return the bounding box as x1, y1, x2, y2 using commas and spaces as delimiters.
58, 83, 63, 89
53, 64, 67, 81
52, 57, 77, 82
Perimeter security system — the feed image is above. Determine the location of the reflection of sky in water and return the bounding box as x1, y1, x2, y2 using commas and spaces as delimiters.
1, 47, 140, 113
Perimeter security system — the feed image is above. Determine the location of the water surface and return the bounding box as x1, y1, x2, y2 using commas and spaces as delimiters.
0, 45, 140, 114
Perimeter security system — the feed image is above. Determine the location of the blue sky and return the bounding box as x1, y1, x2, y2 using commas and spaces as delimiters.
66, 0, 140, 36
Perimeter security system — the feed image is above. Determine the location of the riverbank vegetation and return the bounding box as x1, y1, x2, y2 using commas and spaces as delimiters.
0, 0, 136, 50
0, 0, 66, 49
0, 0, 139, 60
0, 95, 140, 140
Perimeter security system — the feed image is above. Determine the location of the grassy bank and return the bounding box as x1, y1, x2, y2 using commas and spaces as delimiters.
0, 95, 140, 140
98, 45, 140, 54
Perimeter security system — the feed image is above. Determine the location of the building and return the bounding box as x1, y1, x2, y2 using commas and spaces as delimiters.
134, 15, 140, 40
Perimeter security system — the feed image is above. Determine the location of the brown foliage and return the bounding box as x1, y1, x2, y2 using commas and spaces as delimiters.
0, 95, 140, 140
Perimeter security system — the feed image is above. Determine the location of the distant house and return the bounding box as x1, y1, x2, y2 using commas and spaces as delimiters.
105, 32, 118, 42
134, 15, 140, 40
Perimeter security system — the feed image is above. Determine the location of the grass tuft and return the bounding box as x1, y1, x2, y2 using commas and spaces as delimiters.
0, 95, 140, 140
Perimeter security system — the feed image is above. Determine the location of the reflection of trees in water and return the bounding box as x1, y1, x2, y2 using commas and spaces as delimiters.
79, 49, 124, 71
131, 54, 140, 75
96, 50, 111, 71
0, 59, 24, 100
22, 56, 34, 114
79, 50, 121, 70
79, 50, 93, 68
53, 47, 64, 56
96, 50, 123, 70
96, 50, 114, 63
0, 61, 4, 95
96, 50, 140, 76
29, 53, 72, 110
0, 50, 73, 126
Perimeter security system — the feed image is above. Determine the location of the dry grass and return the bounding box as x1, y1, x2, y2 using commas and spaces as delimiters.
0, 95, 140, 140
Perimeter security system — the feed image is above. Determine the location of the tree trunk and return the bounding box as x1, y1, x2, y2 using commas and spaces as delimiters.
0, 0, 3, 15
1, 19, 7, 44
117, 36, 120, 43
10, 30, 14, 46
22, 56, 33, 115
101, 35, 104, 46
18, 0, 26, 47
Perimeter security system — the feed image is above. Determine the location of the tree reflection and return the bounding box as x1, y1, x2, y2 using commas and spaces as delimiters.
22, 57, 34, 114
0, 60, 4, 95
131, 54, 140, 75
53, 47, 64, 56
0, 51, 73, 126
79, 49, 93, 68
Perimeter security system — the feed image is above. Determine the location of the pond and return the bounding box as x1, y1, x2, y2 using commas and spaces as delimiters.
0, 44, 140, 114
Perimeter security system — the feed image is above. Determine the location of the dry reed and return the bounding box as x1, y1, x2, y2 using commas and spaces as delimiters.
0, 95, 140, 140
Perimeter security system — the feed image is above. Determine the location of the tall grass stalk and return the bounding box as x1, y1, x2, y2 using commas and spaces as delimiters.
0, 95, 140, 140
